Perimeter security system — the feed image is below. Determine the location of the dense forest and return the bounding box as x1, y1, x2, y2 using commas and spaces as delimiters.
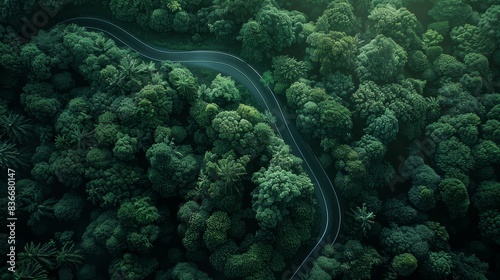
0, 0, 499, 279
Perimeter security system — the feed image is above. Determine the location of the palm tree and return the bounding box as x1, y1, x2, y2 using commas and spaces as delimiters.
142, 61, 157, 75
63, 23, 85, 36
186, 171, 211, 200
0, 141, 30, 170
215, 157, 247, 193
17, 240, 84, 278
169, 68, 198, 102
348, 203, 375, 235
54, 133, 71, 150
94, 36, 114, 52
30, 198, 57, 222
197, 171, 210, 190
14, 259, 48, 280
137, 0, 154, 13
67, 126, 95, 150
19, 241, 58, 270
166, 0, 182, 12
115, 55, 149, 93
150, 72, 169, 87
0, 113, 34, 144
56, 243, 84, 269
262, 109, 276, 124
176, 76, 198, 102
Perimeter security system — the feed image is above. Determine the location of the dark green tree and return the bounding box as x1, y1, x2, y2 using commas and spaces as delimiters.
356, 35, 407, 83
306, 31, 357, 74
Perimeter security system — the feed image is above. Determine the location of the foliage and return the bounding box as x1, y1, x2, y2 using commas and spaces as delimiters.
450, 252, 489, 280
348, 203, 375, 234
57, 242, 85, 269
315, 1, 359, 34
332, 240, 383, 280
428, 0, 473, 26
108, 253, 158, 280
432, 54, 465, 79
408, 185, 436, 211
149, 9, 172, 32
224, 242, 277, 278
0, 141, 31, 170
251, 165, 314, 228
473, 181, 500, 211
354, 135, 386, 166
171, 262, 212, 280
368, 5, 422, 50
13, 260, 48, 280
204, 74, 240, 106
85, 162, 145, 208
439, 178, 470, 219
391, 253, 418, 277
419, 251, 452, 280
383, 198, 418, 225
20, 82, 61, 121
356, 35, 407, 83
113, 134, 138, 161
54, 192, 86, 221
450, 24, 495, 58
168, 67, 198, 102
364, 108, 398, 144
306, 31, 357, 74
3, 2, 500, 278
19, 240, 59, 271
436, 137, 473, 176
306, 255, 340, 279
322, 71, 355, 102
0, 113, 34, 144
478, 209, 500, 245
117, 197, 160, 227
286, 81, 352, 144
17, 240, 83, 277
50, 149, 86, 188
408, 50, 428, 73
203, 211, 231, 251
271, 55, 310, 94
380, 224, 433, 260
352, 80, 429, 138
173, 11, 191, 33
146, 140, 199, 197
109, 0, 139, 22
238, 5, 295, 62
422, 29, 443, 51
478, 5, 500, 45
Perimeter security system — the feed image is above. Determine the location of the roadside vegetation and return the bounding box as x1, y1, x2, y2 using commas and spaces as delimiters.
0, 0, 499, 279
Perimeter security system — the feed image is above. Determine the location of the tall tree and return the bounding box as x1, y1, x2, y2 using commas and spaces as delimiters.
238, 5, 296, 63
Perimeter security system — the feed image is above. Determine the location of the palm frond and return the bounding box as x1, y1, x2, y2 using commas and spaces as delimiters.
15, 259, 48, 280
19, 241, 58, 271
67, 127, 95, 150
187, 171, 210, 200
347, 203, 375, 235
0, 141, 31, 170
262, 109, 277, 124
31, 198, 57, 222
56, 243, 84, 269
54, 134, 71, 150
0, 113, 34, 144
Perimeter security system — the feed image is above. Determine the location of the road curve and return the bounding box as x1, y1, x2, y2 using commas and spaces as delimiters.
55, 16, 342, 279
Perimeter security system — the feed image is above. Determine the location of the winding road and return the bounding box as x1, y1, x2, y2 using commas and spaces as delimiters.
55, 16, 342, 279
